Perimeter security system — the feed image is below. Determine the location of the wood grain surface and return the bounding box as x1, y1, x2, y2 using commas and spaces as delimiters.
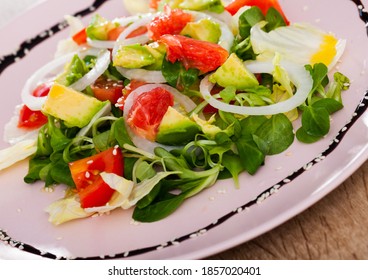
208, 160, 368, 260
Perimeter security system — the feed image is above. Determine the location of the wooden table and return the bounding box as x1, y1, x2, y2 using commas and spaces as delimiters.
2, 0, 368, 261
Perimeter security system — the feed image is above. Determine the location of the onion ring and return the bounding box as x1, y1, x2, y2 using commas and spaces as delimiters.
123, 84, 197, 153
200, 60, 313, 115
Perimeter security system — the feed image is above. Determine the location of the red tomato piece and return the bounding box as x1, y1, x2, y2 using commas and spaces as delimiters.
18, 106, 48, 129
147, 7, 193, 41
32, 82, 52, 97
127, 87, 174, 141
107, 26, 126, 41
159, 34, 229, 73
107, 25, 148, 41
225, 0, 289, 25
127, 26, 148, 39
116, 80, 146, 110
69, 147, 124, 208
72, 28, 88, 45
18, 83, 52, 129
91, 76, 124, 104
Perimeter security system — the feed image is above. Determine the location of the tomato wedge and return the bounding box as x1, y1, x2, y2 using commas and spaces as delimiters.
127, 87, 174, 141
159, 34, 229, 73
225, 0, 289, 25
91, 76, 124, 104
69, 147, 124, 208
72, 28, 88, 45
107, 25, 148, 41
18, 83, 51, 129
148, 7, 193, 41
116, 79, 146, 110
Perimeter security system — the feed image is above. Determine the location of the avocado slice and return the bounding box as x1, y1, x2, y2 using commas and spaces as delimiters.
42, 83, 109, 128
86, 14, 117, 41
156, 106, 200, 145
144, 42, 166, 70
209, 53, 259, 90
180, 19, 221, 43
179, 0, 223, 11
113, 44, 157, 69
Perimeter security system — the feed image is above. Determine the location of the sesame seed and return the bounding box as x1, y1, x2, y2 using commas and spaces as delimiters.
304, 163, 313, 170
85, 171, 91, 178
124, 251, 129, 257
87, 160, 93, 165
199, 229, 207, 235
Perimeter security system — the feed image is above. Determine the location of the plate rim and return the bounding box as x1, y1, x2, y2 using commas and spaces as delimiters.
1, 0, 368, 260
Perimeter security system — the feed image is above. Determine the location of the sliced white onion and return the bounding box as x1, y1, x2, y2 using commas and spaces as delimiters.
87, 38, 115, 49
203, 10, 233, 27
123, 84, 197, 153
69, 49, 111, 92
200, 60, 313, 115
21, 48, 110, 111
112, 13, 157, 57
87, 34, 151, 50
113, 15, 149, 26
116, 67, 166, 83
21, 52, 75, 111
187, 10, 234, 52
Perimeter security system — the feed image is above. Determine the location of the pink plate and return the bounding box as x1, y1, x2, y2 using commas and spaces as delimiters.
0, 0, 368, 259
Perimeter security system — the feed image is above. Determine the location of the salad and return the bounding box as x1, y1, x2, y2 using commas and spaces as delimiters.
0, 0, 350, 225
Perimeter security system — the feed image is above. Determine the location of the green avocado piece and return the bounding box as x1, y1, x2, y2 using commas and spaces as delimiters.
179, 0, 223, 11
42, 83, 109, 128
113, 44, 157, 69
156, 107, 200, 145
180, 19, 221, 43
144, 42, 166, 70
209, 53, 259, 90
86, 14, 117, 41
